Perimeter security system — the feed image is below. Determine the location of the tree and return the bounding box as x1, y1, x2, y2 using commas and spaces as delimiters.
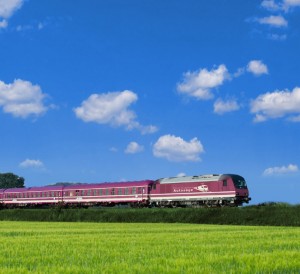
0, 173, 25, 188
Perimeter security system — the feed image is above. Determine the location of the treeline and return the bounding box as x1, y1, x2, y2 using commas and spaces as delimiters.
0, 173, 25, 188
0, 203, 299, 226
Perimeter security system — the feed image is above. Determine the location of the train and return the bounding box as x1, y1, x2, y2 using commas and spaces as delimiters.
0, 173, 251, 208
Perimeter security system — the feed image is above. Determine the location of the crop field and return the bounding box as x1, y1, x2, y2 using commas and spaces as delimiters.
0, 222, 299, 273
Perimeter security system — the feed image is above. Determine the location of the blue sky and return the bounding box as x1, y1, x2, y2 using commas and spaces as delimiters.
1, 0, 300, 204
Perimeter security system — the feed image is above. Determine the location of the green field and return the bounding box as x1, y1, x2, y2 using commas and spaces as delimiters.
0, 222, 299, 273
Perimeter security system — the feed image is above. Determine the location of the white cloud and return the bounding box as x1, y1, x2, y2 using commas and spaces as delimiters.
263, 164, 299, 175
268, 33, 287, 40
74, 90, 157, 134
177, 65, 230, 100
74, 90, 137, 125
247, 60, 269, 76
0, 79, 49, 118
19, 159, 44, 169
214, 98, 240, 115
125, 142, 144, 154
262, 0, 300, 11
0, 0, 23, 28
283, 0, 300, 10
0, 19, 7, 28
257, 15, 288, 27
261, 0, 282, 11
251, 87, 300, 122
153, 134, 204, 162
177, 172, 186, 177
110, 147, 118, 152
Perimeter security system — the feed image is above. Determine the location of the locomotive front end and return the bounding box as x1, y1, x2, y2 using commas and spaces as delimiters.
230, 174, 251, 205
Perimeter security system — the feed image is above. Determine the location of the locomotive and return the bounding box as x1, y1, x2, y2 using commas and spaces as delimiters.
0, 174, 251, 208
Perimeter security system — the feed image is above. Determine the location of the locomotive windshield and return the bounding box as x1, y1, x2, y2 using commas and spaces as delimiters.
231, 175, 247, 189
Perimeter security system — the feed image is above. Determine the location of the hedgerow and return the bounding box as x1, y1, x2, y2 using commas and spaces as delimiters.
0, 203, 299, 226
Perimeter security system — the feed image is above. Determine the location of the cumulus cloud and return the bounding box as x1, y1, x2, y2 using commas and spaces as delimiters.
125, 142, 144, 154
257, 15, 288, 27
177, 65, 230, 100
177, 172, 186, 177
247, 60, 269, 76
283, 0, 300, 10
153, 134, 204, 162
267, 33, 287, 40
251, 87, 300, 122
0, 19, 7, 28
0, 0, 23, 28
0, 79, 49, 118
261, 0, 282, 11
19, 159, 44, 169
74, 90, 157, 134
214, 98, 240, 115
263, 164, 299, 175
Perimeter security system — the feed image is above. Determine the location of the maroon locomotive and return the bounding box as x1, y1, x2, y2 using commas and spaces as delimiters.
0, 174, 250, 208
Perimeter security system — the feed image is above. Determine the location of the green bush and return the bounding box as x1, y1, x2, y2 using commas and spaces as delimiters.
0, 203, 299, 226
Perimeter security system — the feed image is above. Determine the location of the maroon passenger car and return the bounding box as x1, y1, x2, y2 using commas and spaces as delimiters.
0, 180, 152, 207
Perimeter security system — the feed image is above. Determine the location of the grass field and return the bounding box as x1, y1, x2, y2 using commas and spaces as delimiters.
0, 222, 299, 273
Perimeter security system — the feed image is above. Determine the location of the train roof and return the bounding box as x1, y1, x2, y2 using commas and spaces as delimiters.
63, 180, 152, 190
1, 180, 153, 193
158, 174, 223, 184
3, 186, 64, 193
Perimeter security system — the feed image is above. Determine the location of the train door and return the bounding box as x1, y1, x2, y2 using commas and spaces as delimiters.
222, 179, 228, 191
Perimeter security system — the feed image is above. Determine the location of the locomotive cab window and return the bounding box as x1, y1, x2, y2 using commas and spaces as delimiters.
223, 180, 227, 187
232, 175, 247, 189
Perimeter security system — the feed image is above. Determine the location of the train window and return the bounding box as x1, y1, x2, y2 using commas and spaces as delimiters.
232, 175, 247, 189
223, 180, 227, 187
93, 190, 97, 196
132, 187, 136, 195
51, 192, 55, 197
75, 190, 79, 196
81, 190, 85, 196
138, 188, 142, 194
105, 189, 109, 196
152, 184, 156, 190
87, 190, 91, 196
125, 188, 129, 195
118, 189, 122, 195
111, 188, 115, 195
99, 189, 103, 196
